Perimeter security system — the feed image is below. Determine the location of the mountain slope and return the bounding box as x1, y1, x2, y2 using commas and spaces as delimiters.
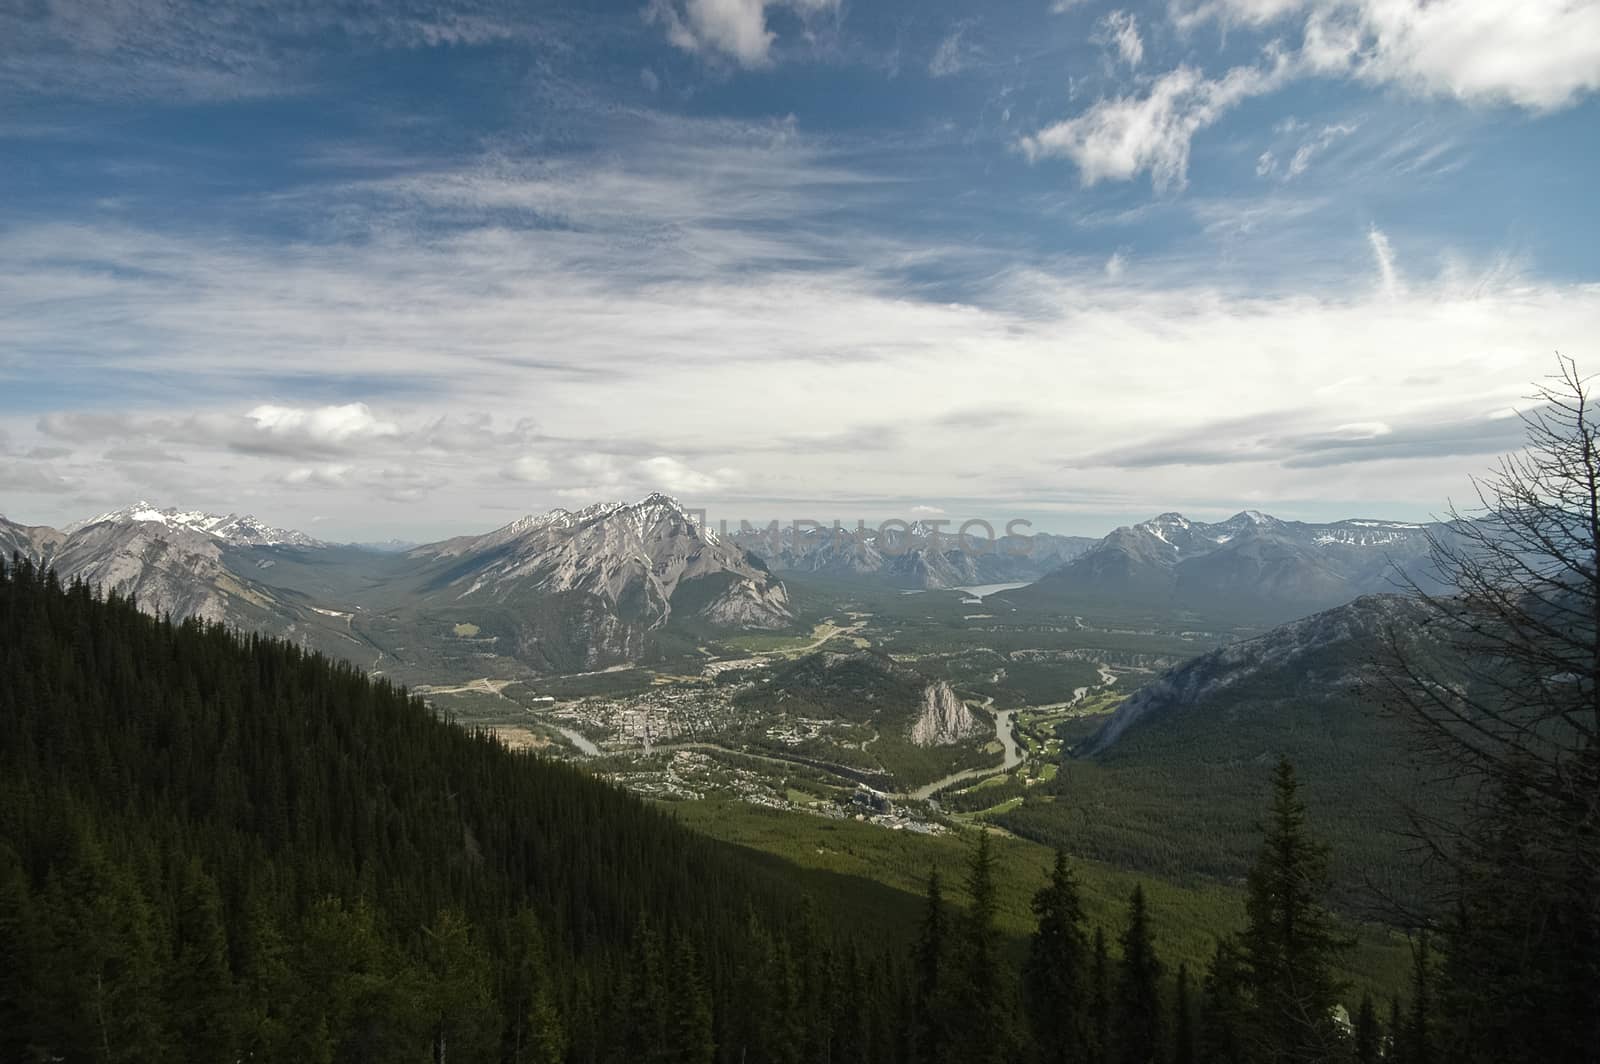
995, 594, 1451, 906
0, 516, 66, 569
0, 556, 912, 1064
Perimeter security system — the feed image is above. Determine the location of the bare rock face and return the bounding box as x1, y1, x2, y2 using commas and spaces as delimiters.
909, 681, 983, 746
416, 493, 792, 631
0, 517, 67, 569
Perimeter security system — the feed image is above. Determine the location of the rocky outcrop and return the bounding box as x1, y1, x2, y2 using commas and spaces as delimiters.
909, 681, 984, 746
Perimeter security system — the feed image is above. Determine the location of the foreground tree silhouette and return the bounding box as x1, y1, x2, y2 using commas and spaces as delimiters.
1089, 927, 1111, 1064
1238, 759, 1347, 1062
1113, 885, 1163, 1064
1171, 963, 1195, 1064
1377, 355, 1600, 1062
911, 868, 948, 1064
1352, 992, 1379, 1064
951, 832, 1016, 1064
1023, 849, 1090, 1064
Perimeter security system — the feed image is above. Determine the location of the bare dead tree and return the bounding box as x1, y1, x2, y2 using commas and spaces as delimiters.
1372, 355, 1600, 1062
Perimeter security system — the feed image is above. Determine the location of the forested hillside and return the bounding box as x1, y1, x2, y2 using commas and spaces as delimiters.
0, 559, 910, 1063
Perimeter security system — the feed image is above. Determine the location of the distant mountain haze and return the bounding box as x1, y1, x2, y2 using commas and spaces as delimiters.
1, 496, 1453, 674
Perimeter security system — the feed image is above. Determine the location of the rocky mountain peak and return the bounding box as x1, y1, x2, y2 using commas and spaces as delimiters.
64, 501, 322, 548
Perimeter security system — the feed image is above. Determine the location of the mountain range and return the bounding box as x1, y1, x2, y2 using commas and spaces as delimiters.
733, 521, 1098, 589
0, 494, 791, 676
1, 495, 1453, 676
1004, 510, 1447, 618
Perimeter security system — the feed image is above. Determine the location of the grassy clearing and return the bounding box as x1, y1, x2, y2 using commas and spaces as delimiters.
669, 799, 1411, 999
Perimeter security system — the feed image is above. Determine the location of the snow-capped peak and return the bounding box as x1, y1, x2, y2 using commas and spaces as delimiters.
65, 502, 321, 548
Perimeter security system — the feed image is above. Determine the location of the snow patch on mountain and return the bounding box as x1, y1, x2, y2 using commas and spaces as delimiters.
67, 501, 322, 548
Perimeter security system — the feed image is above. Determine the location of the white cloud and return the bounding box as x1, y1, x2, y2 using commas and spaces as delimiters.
1350, 0, 1600, 110
281, 464, 353, 487
504, 455, 553, 482
246, 404, 400, 451
1096, 11, 1144, 68
639, 455, 740, 494
1104, 251, 1127, 278
646, 0, 840, 68
6, 119, 1599, 537
1183, 0, 1600, 110
1028, 0, 1595, 195
1284, 121, 1358, 178
1367, 225, 1403, 298
1020, 59, 1291, 192
1256, 150, 1277, 176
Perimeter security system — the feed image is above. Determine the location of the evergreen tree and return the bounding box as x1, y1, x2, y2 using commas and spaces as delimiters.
911, 868, 948, 1064
168, 857, 240, 1063
1403, 933, 1433, 1064
1023, 849, 1090, 1064
1172, 963, 1195, 1064
1113, 885, 1163, 1064
1089, 927, 1111, 1064
619, 918, 670, 1064
1198, 940, 1246, 1064
668, 937, 715, 1064
236, 886, 294, 1061
501, 908, 565, 1064
0, 861, 40, 1061
1238, 758, 1348, 1062
1354, 992, 1379, 1064
951, 833, 1015, 1064
422, 908, 495, 1064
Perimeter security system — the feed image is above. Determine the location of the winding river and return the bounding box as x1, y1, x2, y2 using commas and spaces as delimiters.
908, 706, 1023, 801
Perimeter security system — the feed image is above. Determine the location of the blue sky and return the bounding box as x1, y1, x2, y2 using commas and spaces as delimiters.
2, 0, 1598, 539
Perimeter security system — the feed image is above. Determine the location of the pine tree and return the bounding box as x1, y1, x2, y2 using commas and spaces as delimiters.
168, 857, 241, 1063
1354, 992, 1379, 1064
503, 909, 565, 1064
912, 868, 948, 1064
0, 862, 40, 1061
952, 833, 1015, 1064
668, 937, 715, 1064
1238, 758, 1347, 1062
1172, 963, 1195, 1064
1023, 849, 1090, 1064
1113, 885, 1163, 1064
620, 919, 670, 1064
1089, 927, 1112, 1064
1198, 940, 1246, 1064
